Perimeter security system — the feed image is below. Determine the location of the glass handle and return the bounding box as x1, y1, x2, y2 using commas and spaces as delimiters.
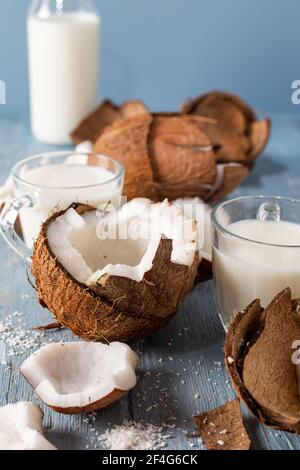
0, 194, 34, 265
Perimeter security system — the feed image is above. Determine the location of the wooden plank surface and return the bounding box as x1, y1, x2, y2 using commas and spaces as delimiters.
0, 113, 300, 450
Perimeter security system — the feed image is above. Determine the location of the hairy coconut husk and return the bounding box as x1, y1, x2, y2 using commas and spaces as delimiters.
33, 322, 63, 331
224, 288, 300, 433
32, 204, 199, 343
94, 113, 248, 203
182, 91, 270, 164
70, 99, 149, 144
193, 399, 251, 450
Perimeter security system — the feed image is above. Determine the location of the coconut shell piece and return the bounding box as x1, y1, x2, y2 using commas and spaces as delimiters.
193, 399, 250, 450
70, 99, 149, 144
182, 91, 270, 164
225, 288, 300, 433
21, 342, 138, 415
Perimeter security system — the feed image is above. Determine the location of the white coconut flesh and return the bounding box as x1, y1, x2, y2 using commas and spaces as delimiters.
20, 342, 138, 410
174, 197, 212, 261
0, 402, 56, 450
47, 198, 197, 285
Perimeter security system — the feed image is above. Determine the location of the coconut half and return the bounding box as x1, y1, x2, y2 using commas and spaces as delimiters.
32, 199, 199, 342
0, 402, 56, 450
20, 342, 138, 414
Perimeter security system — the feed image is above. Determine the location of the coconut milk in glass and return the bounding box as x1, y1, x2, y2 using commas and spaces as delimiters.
8, 152, 124, 251
27, 0, 100, 144
212, 196, 300, 330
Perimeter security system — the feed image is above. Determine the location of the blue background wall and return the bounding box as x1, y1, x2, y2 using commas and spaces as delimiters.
0, 0, 299, 116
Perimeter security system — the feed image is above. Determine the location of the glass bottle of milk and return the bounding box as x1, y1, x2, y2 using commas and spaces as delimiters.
27, 0, 100, 144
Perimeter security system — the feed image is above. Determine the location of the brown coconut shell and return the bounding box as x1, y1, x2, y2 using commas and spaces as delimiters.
94, 113, 248, 203
182, 91, 270, 164
70, 99, 149, 144
193, 398, 251, 450
148, 115, 216, 187
224, 288, 300, 434
94, 114, 158, 201
32, 204, 199, 343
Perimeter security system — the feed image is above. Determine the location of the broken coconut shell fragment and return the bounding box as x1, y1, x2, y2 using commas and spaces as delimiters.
182, 91, 270, 164
193, 399, 250, 450
224, 288, 300, 433
93, 112, 249, 203
32, 199, 199, 342
20, 342, 138, 414
70, 99, 149, 144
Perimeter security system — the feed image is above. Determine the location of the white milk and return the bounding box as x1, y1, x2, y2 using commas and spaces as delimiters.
27, 13, 100, 144
16, 164, 121, 248
213, 219, 300, 328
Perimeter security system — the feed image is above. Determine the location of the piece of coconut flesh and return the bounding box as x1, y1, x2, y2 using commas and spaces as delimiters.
20, 342, 138, 412
174, 197, 212, 261
0, 402, 56, 450
47, 198, 198, 285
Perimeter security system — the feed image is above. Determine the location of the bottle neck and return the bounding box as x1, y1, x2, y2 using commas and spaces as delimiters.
29, 0, 98, 17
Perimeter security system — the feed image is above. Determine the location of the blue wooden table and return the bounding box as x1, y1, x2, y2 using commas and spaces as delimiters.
0, 113, 300, 450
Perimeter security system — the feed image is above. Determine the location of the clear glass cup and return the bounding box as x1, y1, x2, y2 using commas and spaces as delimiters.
0, 152, 124, 263
28, 0, 100, 144
211, 195, 300, 330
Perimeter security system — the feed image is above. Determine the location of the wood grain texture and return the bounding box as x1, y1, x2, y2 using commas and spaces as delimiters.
0, 114, 300, 450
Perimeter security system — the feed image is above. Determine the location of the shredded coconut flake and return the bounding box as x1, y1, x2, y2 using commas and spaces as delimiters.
0, 311, 53, 365
98, 420, 169, 450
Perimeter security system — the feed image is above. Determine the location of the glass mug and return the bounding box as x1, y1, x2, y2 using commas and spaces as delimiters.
211, 195, 300, 330
0, 152, 124, 263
